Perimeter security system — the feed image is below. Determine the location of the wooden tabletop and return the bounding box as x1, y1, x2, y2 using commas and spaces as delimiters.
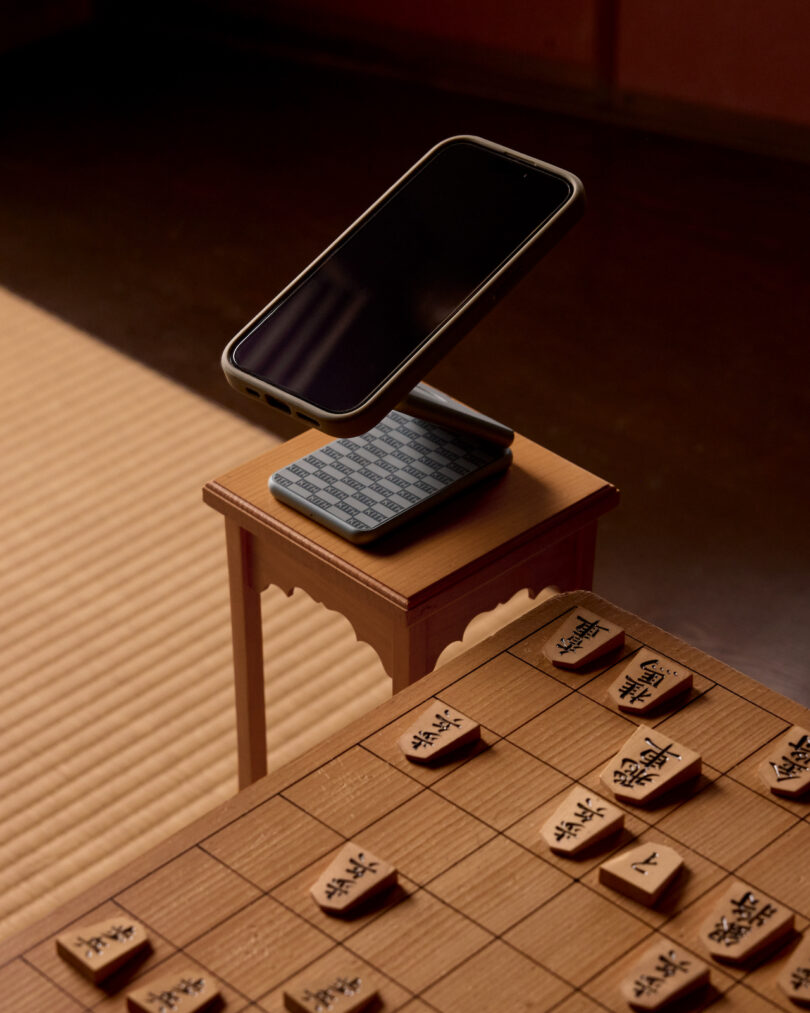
203, 431, 619, 607
3, 590, 808, 1011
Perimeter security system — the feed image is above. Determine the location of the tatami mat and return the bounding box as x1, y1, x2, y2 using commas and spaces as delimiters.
0, 287, 392, 942
0, 287, 534, 943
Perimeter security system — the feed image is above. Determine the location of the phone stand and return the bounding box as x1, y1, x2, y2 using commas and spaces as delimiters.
396, 383, 513, 447
269, 385, 514, 543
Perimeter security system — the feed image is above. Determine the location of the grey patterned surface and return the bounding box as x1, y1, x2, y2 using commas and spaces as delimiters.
271, 411, 505, 537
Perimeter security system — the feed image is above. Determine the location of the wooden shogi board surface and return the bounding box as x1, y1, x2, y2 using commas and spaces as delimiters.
2, 590, 809, 1013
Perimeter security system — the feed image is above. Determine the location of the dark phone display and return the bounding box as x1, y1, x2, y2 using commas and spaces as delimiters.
232, 140, 572, 413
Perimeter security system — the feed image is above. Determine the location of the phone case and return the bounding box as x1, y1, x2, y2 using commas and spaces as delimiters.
223, 134, 584, 437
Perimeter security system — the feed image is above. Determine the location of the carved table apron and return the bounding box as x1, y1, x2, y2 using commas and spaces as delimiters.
203, 429, 619, 787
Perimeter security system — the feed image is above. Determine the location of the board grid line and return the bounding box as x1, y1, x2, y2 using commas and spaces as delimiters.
4, 591, 807, 1012
8, 781, 804, 993
31, 761, 799, 1013
196, 774, 801, 1005
18, 772, 802, 992
20, 953, 94, 1013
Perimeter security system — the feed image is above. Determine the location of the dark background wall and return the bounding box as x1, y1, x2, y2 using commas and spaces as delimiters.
1, 2, 808, 702
6, 0, 810, 149
98, 0, 810, 154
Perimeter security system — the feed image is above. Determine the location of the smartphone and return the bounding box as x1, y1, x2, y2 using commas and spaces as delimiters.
222, 135, 584, 437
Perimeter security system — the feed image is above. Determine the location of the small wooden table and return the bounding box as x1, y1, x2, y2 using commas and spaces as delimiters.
3, 591, 807, 1012
203, 430, 619, 787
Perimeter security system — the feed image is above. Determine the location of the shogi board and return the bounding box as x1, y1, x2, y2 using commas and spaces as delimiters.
2, 590, 809, 1013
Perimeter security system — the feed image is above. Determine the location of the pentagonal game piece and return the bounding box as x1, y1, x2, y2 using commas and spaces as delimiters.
620, 943, 710, 1011
700, 881, 794, 964
540, 785, 624, 855
600, 724, 701, 805
608, 648, 693, 714
543, 608, 625, 670
759, 725, 810, 798
398, 702, 480, 763
311, 842, 397, 915
599, 842, 683, 906
284, 973, 378, 1012
56, 917, 149, 983
127, 969, 219, 1012
778, 931, 810, 1007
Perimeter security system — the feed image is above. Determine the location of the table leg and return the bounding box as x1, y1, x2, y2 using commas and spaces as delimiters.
224, 519, 267, 788
570, 521, 598, 590
384, 520, 600, 695
389, 620, 431, 695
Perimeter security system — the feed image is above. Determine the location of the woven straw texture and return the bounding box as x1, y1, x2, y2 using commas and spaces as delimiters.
0, 287, 394, 942
0, 287, 536, 945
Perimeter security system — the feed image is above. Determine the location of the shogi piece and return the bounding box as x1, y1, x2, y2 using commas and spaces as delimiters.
778, 931, 810, 1007
55, 917, 149, 983
543, 608, 625, 670
700, 881, 794, 965
608, 648, 692, 714
311, 842, 397, 915
284, 973, 379, 1012
540, 785, 624, 855
621, 943, 710, 1011
398, 702, 480, 763
599, 842, 683, 906
601, 724, 701, 805
127, 970, 219, 1012
759, 725, 810, 798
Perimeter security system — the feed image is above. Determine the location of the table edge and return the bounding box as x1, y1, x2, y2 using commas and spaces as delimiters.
203, 479, 620, 608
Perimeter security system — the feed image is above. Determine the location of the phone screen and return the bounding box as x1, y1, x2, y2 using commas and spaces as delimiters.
231, 139, 573, 414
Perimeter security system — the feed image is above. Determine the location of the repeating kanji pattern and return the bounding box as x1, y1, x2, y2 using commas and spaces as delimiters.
271, 410, 508, 537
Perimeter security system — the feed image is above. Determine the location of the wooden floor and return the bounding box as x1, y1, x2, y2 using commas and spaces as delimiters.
1, 24, 808, 708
